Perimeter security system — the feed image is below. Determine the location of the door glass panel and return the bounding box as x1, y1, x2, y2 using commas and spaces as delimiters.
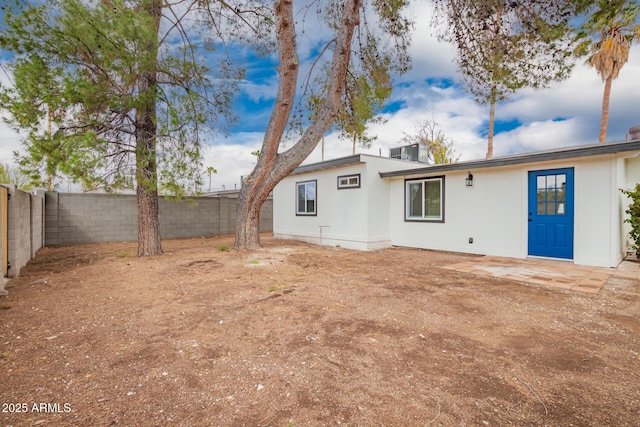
547, 177, 556, 215
537, 193, 545, 214
554, 174, 566, 215
537, 176, 546, 214
556, 174, 566, 202
535, 173, 567, 216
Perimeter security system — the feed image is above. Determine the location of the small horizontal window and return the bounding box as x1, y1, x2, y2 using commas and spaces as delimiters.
337, 174, 360, 189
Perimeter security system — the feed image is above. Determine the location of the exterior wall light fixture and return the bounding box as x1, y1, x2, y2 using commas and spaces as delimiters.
465, 171, 473, 187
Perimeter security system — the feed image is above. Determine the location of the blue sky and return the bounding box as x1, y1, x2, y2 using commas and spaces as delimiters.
2, 1, 640, 191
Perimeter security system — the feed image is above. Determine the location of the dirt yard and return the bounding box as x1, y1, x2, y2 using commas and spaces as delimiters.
1, 235, 639, 426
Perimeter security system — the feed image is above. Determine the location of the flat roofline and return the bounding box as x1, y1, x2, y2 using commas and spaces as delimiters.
379, 139, 640, 178
291, 154, 363, 174
290, 153, 424, 175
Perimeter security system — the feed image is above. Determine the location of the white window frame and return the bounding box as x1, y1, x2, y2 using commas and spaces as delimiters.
405, 177, 444, 222
296, 180, 317, 216
337, 174, 361, 189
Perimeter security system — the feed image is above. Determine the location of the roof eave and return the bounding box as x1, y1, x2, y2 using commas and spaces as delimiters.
379, 140, 640, 179
290, 154, 364, 175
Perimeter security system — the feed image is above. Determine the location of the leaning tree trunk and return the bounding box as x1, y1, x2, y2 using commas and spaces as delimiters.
235, 174, 273, 250
599, 75, 612, 143
135, 0, 163, 257
234, 0, 361, 250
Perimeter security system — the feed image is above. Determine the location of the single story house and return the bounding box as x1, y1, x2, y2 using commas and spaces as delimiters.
273, 140, 640, 268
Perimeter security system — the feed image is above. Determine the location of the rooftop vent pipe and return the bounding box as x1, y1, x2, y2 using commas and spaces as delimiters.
628, 126, 640, 141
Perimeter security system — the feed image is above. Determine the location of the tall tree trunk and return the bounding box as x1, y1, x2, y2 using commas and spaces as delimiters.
486, 98, 495, 160
136, 0, 163, 257
234, 0, 361, 250
47, 107, 52, 191
486, 4, 502, 161
599, 76, 612, 143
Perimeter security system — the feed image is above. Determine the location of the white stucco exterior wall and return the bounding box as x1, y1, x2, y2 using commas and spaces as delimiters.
273, 162, 370, 250
363, 156, 425, 247
573, 158, 615, 267
274, 146, 640, 268
625, 155, 640, 185
388, 156, 631, 267
388, 166, 528, 258
273, 155, 424, 250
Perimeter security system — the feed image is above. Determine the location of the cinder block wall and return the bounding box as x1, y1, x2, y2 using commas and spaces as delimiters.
258, 197, 273, 233
45, 192, 273, 246
45, 192, 138, 245
30, 193, 44, 258
4, 185, 45, 277
160, 197, 224, 238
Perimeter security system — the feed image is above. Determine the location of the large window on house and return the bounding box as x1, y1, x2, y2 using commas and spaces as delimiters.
296, 180, 317, 216
405, 177, 444, 222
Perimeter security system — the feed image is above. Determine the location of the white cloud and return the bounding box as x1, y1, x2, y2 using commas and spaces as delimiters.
493, 118, 590, 156
3, 2, 640, 192
239, 77, 278, 103
200, 132, 263, 191
400, 1, 458, 81
0, 123, 23, 165
387, 5, 640, 160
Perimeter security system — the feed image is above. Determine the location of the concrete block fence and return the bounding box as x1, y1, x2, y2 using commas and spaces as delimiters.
0, 185, 45, 278
44, 192, 273, 246
45, 192, 138, 246
1, 189, 272, 279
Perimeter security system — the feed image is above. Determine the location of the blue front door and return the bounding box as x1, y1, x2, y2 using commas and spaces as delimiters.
528, 168, 574, 259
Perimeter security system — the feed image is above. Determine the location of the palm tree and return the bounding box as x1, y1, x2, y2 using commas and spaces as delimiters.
582, 0, 640, 143
206, 166, 217, 191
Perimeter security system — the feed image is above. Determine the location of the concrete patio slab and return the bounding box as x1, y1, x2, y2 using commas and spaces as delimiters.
442, 256, 640, 294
